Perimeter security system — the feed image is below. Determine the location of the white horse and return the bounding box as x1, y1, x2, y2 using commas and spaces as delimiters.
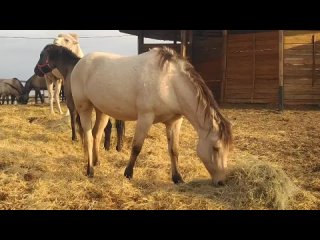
70, 47, 233, 185
43, 33, 84, 115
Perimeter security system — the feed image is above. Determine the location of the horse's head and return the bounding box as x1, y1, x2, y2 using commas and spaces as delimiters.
19, 93, 29, 104
196, 117, 233, 186
54, 33, 78, 45
34, 45, 56, 77
53, 33, 84, 58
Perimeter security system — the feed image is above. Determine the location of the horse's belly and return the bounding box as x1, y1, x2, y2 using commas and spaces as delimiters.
89, 96, 138, 121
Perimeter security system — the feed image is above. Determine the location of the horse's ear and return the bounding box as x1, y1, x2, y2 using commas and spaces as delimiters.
69, 33, 79, 41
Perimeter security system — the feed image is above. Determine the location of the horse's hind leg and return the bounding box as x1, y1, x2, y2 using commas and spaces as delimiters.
78, 106, 94, 177
124, 113, 154, 179
104, 119, 112, 151
165, 117, 184, 184
116, 120, 125, 152
54, 79, 63, 114
93, 109, 109, 166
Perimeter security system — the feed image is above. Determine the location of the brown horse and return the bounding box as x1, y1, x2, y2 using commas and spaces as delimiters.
34, 44, 125, 149
0, 78, 24, 104
20, 74, 47, 104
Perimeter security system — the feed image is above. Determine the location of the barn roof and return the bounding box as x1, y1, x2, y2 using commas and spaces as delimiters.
119, 30, 274, 41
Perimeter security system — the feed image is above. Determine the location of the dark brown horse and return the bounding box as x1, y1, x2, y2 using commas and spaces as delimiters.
34, 44, 125, 150
20, 74, 47, 104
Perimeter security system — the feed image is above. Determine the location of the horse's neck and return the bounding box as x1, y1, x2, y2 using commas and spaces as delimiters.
175, 80, 213, 135
181, 98, 212, 135
24, 78, 32, 94
76, 47, 84, 58
70, 44, 84, 58
56, 61, 76, 81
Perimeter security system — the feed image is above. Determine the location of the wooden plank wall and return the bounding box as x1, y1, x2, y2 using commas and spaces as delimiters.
192, 37, 223, 102
224, 31, 279, 103
284, 31, 320, 104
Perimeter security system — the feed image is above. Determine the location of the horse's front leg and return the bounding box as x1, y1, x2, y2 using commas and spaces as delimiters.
93, 110, 109, 166
54, 79, 63, 114
45, 76, 54, 114
124, 113, 154, 179
165, 117, 184, 184
78, 107, 94, 177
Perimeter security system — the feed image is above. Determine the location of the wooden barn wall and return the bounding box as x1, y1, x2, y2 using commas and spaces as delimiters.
224, 31, 279, 103
192, 37, 223, 102
284, 31, 320, 104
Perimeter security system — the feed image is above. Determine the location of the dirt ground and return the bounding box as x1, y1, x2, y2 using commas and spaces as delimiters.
0, 103, 319, 209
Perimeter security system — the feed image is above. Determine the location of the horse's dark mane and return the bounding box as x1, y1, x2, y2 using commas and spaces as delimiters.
44, 44, 81, 65
156, 47, 232, 147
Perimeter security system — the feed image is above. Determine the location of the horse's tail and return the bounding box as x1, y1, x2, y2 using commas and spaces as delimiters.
76, 112, 84, 145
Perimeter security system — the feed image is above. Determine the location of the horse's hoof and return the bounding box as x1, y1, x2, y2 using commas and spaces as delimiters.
104, 144, 110, 151
86, 166, 94, 178
172, 174, 184, 184
124, 167, 133, 179
116, 144, 123, 152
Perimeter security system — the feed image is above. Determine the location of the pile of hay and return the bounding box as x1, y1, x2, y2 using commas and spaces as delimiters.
225, 155, 298, 209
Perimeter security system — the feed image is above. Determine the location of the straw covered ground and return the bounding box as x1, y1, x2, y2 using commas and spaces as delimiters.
0, 103, 319, 209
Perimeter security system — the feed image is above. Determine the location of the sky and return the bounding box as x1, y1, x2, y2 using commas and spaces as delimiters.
0, 30, 166, 81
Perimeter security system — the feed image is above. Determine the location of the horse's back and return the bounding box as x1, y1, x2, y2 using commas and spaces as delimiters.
71, 50, 182, 121
0, 78, 24, 94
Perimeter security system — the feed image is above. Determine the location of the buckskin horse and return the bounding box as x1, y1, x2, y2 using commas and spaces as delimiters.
35, 45, 232, 186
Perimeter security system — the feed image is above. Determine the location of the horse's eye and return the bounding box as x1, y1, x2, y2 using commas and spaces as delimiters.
65, 39, 69, 42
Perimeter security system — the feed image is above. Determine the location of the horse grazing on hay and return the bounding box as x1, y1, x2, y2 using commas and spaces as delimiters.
20, 74, 47, 104
35, 45, 232, 185
0, 78, 24, 104
34, 44, 125, 150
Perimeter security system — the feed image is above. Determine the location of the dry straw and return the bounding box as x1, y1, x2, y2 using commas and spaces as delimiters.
0, 104, 319, 209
